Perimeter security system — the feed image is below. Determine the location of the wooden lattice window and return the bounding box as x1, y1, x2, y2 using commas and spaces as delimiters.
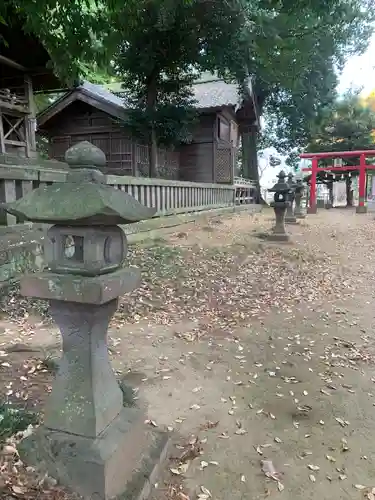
216, 148, 231, 183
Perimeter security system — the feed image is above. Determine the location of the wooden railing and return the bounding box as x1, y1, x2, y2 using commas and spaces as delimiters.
234, 177, 258, 205
107, 175, 235, 216
0, 165, 257, 226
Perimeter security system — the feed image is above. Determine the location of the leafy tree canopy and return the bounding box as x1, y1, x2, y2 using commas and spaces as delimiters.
301, 90, 375, 207
306, 90, 375, 158
1, 0, 374, 180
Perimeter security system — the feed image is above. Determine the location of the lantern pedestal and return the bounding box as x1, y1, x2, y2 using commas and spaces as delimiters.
268, 203, 290, 241
19, 407, 169, 500
294, 181, 306, 219
285, 172, 298, 224
18, 269, 170, 499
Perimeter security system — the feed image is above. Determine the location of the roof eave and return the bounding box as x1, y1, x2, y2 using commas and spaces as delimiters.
37, 87, 128, 129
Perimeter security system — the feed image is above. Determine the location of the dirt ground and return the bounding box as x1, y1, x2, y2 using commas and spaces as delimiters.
2, 207, 375, 500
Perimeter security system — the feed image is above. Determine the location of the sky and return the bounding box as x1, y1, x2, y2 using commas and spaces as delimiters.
259, 34, 375, 191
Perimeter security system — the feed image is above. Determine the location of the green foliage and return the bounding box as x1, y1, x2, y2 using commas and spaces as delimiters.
111, 0, 249, 164
1, 0, 374, 177
119, 70, 198, 148
254, 0, 375, 158
0, 0, 112, 85
0, 403, 38, 443
306, 90, 375, 157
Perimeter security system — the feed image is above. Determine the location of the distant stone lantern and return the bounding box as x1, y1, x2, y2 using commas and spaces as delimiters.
3, 142, 168, 499
294, 177, 306, 219
285, 172, 298, 224
268, 170, 291, 241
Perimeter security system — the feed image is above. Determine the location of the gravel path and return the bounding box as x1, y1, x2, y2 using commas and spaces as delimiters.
1, 208, 375, 500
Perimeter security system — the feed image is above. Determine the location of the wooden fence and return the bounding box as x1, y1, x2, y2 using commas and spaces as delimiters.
0, 165, 257, 226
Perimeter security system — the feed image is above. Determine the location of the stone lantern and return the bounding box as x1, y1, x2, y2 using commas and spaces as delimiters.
3, 142, 168, 499
294, 177, 306, 219
285, 172, 298, 224
268, 170, 291, 241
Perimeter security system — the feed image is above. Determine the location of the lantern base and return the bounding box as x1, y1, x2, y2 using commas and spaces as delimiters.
18, 407, 170, 500
356, 205, 367, 214
307, 206, 317, 214
267, 232, 290, 242
285, 217, 299, 224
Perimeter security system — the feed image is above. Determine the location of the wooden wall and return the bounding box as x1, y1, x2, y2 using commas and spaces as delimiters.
179, 113, 215, 182
40, 101, 179, 178
179, 109, 236, 184
39, 100, 240, 184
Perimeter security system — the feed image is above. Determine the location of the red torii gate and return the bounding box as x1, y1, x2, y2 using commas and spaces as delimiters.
300, 150, 375, 214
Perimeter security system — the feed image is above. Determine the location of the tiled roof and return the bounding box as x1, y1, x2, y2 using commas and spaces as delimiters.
38, 76, 253, 127
79, 81, 127, 109
192, 79, 243, 109
104, 77, 247, 110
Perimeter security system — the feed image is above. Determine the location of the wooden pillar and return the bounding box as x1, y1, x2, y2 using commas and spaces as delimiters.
356, 153, 367, 213
0, 112, 5, 153
24, 75, 37, 157
308, 157, 318, 214
239, 122, 258, 180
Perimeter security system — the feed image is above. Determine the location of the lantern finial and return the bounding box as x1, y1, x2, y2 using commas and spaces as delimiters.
65, 141, 106, 170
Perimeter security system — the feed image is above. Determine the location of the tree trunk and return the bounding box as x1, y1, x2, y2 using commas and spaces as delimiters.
345, 176, 353, 206
146, 71, 158, 178
148, 128, 158, 178
240, 123, 263, 203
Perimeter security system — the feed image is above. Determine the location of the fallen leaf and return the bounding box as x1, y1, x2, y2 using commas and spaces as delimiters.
307, 465, 320, 471
219, 432, 229, 439
200, 420, 219, 430
277, 482, 285, 492
145, 419, 158, 427
309, 474, 316, 483
200, 486, 212, 497
241, 475, 246, 483
190, 404, 201, 410
235, 428, 247, 435
261, 460, 280, 481
170, 468, 181, 475
12, 486, 26, 495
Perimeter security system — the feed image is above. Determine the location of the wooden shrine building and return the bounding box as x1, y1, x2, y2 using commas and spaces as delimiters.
37, 74, 259, 183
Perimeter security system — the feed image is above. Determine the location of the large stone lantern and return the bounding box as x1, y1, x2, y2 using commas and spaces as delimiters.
3, 142, 168, 499
294, 177, 306, 219
285, 172, 298, 224
268, 170, 291, 241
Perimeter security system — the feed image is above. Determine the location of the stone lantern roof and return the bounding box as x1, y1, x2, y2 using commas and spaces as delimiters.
4, 141, 156, 225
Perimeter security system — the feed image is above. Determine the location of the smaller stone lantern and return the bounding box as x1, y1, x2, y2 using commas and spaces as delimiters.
285, 172, 298, 224
294, 177, 306, 219
3, 141, 169, 500
268, 170, 291, 242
